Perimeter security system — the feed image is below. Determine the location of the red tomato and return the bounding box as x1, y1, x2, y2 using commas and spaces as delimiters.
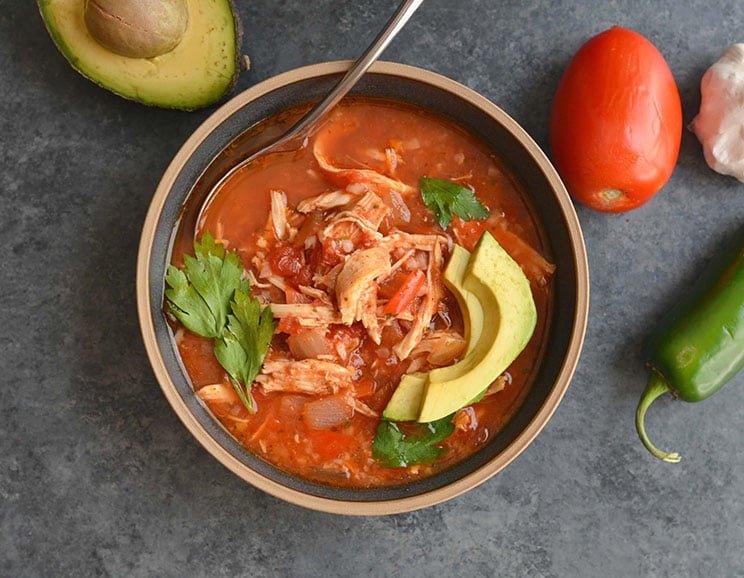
309, 430, 354, 461
549, 26, 682, 212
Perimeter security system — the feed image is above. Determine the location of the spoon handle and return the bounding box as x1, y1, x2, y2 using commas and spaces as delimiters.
279, 0, 425, 145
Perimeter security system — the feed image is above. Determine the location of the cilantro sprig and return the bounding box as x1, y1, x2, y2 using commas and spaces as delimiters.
372, 415, 456, 468
214, 287, 276, 412
419, 176, 489, 230
165, 233, 276, 412
165, 232, 244, 339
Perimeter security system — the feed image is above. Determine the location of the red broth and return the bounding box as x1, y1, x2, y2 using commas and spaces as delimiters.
169, 97, 554, 488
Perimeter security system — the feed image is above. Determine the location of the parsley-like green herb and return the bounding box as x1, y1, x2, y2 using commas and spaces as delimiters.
165, 233, 276, 413
214, 286, 277, 412
419, 176, 489, 230
372, 414, 456, 468
165, 232, 244, 339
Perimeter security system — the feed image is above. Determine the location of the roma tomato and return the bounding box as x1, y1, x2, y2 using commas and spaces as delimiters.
549, 26, 682, 213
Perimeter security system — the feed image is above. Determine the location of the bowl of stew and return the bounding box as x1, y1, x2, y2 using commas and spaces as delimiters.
137, 61, 589, 515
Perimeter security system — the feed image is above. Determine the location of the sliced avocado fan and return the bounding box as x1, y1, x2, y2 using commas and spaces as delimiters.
37, 0, 243, 111
383, 232, 537, 423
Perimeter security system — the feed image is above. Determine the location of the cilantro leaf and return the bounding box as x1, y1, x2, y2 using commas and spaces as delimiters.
165, 232, 244, 339
372, 414, 456, 468
419, 177, 489, 230
164, 232, 276, 413
214, 286, 277, 413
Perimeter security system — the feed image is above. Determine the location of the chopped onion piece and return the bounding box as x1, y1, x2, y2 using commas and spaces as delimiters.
302, 395, 354, 430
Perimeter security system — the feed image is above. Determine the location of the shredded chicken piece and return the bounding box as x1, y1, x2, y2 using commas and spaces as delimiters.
322, 214, 383, 247
297, 190, 355, 213
393, 239, 445, 360
197, 383, 238, 404
270, 189, 290, 241
336, 246, 391, 342
256, 357, 354, 395
266, 275, 287, 292
321, 191, 390, 246
345, 182, 366, 195
298, 285, 332, 304
345, 191, 390, 230
245, 269, 271, 290
269, 303, 342, 326
384, 147, 399, 175
197, 384, 250, 424
453, 406, 477, 432
313, 262, 343, 293
313, 138, 417, 195
484, 373, 509, 397
252, 252, 276, 282
409, 329, 467, 366
213, 221, 227, 247
389, 248, 416, 275
346, 395, 379, 418
380, 230, 450, 253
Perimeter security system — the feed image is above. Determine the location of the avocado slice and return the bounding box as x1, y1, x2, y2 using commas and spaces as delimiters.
382, 244, 485, 422
37, 0, 242, 110
417, 231, 537, 423
443, 244, 484, 356
382, 372, 427, 422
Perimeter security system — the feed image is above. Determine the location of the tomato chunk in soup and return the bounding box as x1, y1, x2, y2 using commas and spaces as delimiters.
169, 97, 554, 488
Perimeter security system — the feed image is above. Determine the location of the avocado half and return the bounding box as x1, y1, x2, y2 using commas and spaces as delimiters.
37, 0, 243, 110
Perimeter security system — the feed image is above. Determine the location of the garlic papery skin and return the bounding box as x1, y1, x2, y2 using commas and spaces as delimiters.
690, 44, 744, 183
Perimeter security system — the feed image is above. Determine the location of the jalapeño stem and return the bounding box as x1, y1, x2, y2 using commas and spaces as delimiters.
635, 371, 682, 463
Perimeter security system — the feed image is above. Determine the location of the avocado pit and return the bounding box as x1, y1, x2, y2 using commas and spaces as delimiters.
84, 0, 189, 59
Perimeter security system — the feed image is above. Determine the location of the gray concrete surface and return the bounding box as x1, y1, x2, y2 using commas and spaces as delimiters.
3, 0, 744, 576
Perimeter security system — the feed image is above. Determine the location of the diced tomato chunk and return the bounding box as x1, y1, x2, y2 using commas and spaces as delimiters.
309, 429, 355, 460
269, 242, 313, 286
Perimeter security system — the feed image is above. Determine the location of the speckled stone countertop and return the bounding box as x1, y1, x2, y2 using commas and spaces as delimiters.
3, 1, 744, 576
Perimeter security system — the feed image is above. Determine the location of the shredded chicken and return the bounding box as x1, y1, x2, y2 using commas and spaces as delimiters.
269, 303, 342, 327
346, 395, 379, 418
312, 262, 344, 293
380, 230, 450, 253
393, 238, 445, 360
265, 186, 450, 358
321, 191, 390, 247
298, 285, 332, 304
409, 329, 467, 366
248, 129, 473, 408
256, 357, 355, 395
297, 190, 355, 213
335, 246, 391, 342
313, 139, 417, 196
270, 189, 289, 241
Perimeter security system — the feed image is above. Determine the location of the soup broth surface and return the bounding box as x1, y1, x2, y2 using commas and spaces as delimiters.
169, 98, 554, 488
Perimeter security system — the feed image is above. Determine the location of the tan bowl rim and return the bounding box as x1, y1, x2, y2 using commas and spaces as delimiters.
137, 60, 589, 515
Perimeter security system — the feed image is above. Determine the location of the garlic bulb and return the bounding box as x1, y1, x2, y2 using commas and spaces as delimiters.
690, 44, 744, 183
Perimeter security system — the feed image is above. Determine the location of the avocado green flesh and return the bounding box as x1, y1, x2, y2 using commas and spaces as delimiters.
382, 245, 484, 422
382, 232, 537, 424
381, 372, 427, 422
418, 232, 536, 423
38, 0, 240, 110
444, 244, 483, 355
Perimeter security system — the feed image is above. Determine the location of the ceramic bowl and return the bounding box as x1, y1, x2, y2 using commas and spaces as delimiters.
137, 61, 589, 515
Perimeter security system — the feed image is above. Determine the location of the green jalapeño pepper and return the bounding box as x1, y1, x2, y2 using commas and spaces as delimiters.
636, 225, 744, 463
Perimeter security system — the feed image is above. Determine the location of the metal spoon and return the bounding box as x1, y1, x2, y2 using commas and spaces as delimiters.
234, 0, 423, 167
